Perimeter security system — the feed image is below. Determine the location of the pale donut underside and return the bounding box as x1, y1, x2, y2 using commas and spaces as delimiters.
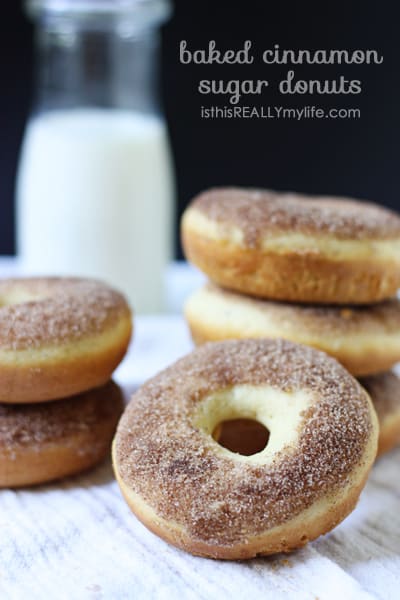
0, 277, 132, 403
359, 372, 400, 457
0, 381, 124, 487
184, 284, 400, 376
113, 339, 378, 559
181, 188, 400, 304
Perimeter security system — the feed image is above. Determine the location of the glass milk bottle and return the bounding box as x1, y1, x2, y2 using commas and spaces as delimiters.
16, 0, 175, 313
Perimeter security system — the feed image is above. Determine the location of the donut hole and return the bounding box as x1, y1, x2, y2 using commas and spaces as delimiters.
212, 418, 270, 456
193, 384, 310, 463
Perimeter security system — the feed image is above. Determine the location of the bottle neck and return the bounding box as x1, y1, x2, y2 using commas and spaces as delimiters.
32, 13, 162, 116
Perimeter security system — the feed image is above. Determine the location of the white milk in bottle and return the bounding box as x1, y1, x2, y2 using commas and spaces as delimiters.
17, 0, 174, 313
17, 108, 174, 312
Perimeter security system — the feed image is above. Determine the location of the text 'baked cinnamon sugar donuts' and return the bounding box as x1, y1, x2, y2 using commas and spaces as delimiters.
0, 278, 132, 403
359, 372, 400, 457
185, 284, 400, 376
181, 188, 400, 304
0, 381, 124, 488
113, 339, 378, 560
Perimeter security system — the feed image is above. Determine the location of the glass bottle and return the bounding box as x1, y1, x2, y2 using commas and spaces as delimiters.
16, 0, 175, 313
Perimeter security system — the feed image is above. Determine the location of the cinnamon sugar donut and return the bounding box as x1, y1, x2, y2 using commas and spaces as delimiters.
0, 277, 132, 403
0, 381, 124, 487
359, 372, 400, 457
185, 284, 400, 376
181, 188, 400, 304
113, 339, 378, 559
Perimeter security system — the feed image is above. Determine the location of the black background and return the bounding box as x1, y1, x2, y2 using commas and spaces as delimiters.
1, 1, 399, 257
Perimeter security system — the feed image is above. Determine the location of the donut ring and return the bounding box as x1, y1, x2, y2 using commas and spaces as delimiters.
185, 284, 400, 376
0, 381, 124, 487
181, 188, 400, 304
359, 372, 400, 457
113, 339, 378, 559
0, 278, 132, 403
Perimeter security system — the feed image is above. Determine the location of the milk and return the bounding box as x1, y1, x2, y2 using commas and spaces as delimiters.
16, 109, 175, 313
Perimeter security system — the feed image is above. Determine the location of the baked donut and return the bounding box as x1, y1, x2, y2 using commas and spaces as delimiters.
359, 372, 400, 457
113, 339, 378, 559
181, 188, 400, 304
0, 277, 132, 403
185, 284, 400, 376
0, 381, 124, 487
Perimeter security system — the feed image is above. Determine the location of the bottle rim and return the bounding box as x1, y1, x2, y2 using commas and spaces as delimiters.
26, 0, 172, 23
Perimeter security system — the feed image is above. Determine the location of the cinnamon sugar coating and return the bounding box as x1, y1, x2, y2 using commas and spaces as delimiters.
189, 187, 400, 244
0, 278, 130, 351
115, 339, 375, 547
0, 381, 123, 453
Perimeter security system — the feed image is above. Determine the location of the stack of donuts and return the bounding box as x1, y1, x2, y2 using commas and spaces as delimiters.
181, 187, 400, 457
112, 186, 395, 560
0, 277, 132, 487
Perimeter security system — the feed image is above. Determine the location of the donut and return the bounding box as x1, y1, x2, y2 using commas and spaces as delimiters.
0, 381, 124, 487
113, 339, 378, 559
184, 284, 400, 376
359, 372, 400, 457
181, 187, 400, 304
0, 277, 132, 403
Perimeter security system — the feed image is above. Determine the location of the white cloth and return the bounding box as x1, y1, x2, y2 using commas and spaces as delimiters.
0, 260, 399, 599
